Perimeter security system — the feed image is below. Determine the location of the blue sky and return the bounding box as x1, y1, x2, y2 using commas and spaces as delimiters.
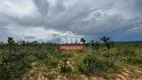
0, 0, 142, 42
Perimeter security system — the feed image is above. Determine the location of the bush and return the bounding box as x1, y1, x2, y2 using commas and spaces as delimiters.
0, 52, 29, 80
126, 55, 142, 64
121, 48, 142, 65
77, 57, 88, 73
60, 64, 72, 73
35, 51, 47, 59
123, 49, 136, 57
77, 54, 122, 75
26, 55, 38, 62
54, 51, 71, 60
47, 55, 59, 67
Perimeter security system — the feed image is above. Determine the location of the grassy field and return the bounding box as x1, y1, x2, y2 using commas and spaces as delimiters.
0, 38, 142, 80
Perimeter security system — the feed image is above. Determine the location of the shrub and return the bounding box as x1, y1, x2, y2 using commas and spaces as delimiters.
26, 55, 38, 62
121, 48, 142, 65
35, 51, 47, 59
77, 54, 122, 75
123, 49, 136, 57
77, 57, 88, 73
0, 52, 29, 80
47, 55, 59, 67
126, 55, 142, 65
60, 64, 72, 73
55, 52, 71, 60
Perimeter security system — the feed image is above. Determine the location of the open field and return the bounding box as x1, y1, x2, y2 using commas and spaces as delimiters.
1, 0, 142, 80
0, 38, 142, 80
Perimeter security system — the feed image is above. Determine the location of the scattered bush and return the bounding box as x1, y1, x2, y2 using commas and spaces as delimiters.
123, 49, 136, 57
60, 64, 72, 73
77, 54, 122, 76
47, 55, 59, 67
1, 37, 142, 79
0, 52, 29, 80
126, 54, 142, 65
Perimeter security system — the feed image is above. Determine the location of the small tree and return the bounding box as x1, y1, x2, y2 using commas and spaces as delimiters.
90, 40, 100, 54
32, 41, 38, 45
94, 41, 100, 54
0, 42, 4, 44
90, 40, 95, 53
80, 38, 86, 44
101, 36, 113, 54
21, 41, 26, 47
18, 40, 26, 47
8, 37, 15, 55
0, 42, 4, 50
90, 40, 95, 47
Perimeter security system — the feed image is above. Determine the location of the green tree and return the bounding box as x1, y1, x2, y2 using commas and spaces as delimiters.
90, 40, 95, 53
18, 40, 26, 47
90, 40, 95, 47
101, 36, 113, 54
94, 41, 100, 54
0, 42, 4, 44
90, 40, 100, 54
80, 38, 86, 44
8, 37, 15, 55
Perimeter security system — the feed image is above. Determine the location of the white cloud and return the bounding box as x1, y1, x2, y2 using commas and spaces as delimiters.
0, 0, 142, 42
2, 25, 84, 42
0, 0, 37, 18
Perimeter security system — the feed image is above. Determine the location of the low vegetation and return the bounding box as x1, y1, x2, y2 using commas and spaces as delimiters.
0, 36, 142, 80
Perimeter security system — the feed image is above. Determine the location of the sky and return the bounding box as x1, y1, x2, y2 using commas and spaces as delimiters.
0, 0, 142, 42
